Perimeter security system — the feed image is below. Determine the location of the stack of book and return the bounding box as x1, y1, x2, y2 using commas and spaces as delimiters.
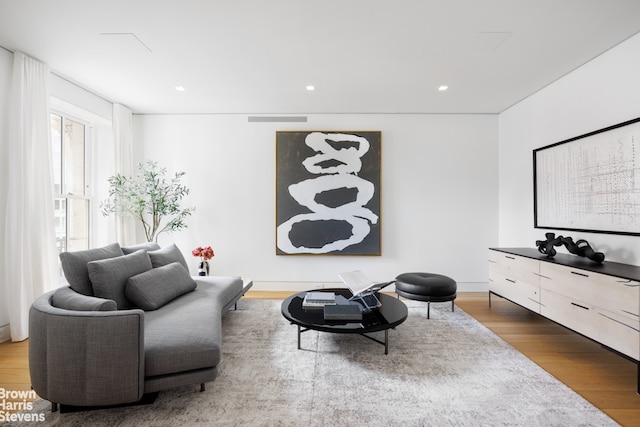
324, 303, 362, 321
302, 292, 336, 309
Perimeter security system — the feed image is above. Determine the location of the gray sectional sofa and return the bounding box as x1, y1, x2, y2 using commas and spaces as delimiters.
28, 242, 251, 411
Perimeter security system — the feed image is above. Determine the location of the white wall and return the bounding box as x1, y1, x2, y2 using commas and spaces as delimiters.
134, 113, 498, 291
499, 33, 640, 266
49, 75, 113, 122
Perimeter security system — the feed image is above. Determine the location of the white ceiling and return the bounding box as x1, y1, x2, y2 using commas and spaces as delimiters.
1, 0, 640, 115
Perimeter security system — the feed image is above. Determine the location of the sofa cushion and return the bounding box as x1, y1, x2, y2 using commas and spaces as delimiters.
143, 285, 222, 377
126, 262, 196, 311
194, 276, 244, 310
148, 244, 189, 271
59, 243, 124, 296
88, 250, 153, 309
122, 242, 161, 254
51, 286, 117, 311
143, 278, 242, 378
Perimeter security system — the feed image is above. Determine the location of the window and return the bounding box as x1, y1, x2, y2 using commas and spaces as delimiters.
51, 113, 90, 254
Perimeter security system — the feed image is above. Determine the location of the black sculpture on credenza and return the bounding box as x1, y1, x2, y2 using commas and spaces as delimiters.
535, 232, 564, 257
560, 236, 605, 264
535, 233, 605, 264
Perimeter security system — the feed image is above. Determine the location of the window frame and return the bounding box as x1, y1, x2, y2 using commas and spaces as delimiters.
51, 109, 93, 254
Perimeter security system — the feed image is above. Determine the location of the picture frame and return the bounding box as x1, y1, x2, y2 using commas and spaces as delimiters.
533, 117, 640, 236
276, 131, 382, 255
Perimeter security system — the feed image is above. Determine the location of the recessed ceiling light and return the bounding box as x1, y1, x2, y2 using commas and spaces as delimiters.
438, 85, 449, 91
175, 86, 185, 91
306, 85, 315, 91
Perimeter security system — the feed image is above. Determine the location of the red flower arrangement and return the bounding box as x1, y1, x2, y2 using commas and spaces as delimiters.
192, 246, 215, 261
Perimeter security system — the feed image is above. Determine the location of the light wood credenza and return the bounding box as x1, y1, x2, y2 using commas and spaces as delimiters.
488, 247, 640, 392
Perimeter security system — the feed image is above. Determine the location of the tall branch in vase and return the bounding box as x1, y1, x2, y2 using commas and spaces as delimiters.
101, 160, 195, 242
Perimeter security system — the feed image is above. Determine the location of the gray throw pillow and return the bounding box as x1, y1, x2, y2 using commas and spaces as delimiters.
59, 243, 124, 296
126, 262, 197, 310
88, 250, 153, 309
148, 243, 189, 271
122, 242, 161, 254
51, 286, 117, 311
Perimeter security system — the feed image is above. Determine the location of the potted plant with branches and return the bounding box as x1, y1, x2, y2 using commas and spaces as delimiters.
101, 160, 195, 242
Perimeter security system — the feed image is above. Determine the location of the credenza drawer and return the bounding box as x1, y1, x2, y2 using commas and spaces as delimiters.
540, 289, 639, 360
489, 250, 540, 286
489, 270, 541, 313
540, 289, 598, 340
539, 262, 639, 318
595, 306, 640, 360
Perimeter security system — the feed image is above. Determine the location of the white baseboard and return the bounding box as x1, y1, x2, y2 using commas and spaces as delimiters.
250, 281, 344, 292
0, 324, 10, 343
457, 282, 490, 292
249, 281, 489, 293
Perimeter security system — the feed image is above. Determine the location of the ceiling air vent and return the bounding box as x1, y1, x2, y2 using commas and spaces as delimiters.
248, 116, 307, 123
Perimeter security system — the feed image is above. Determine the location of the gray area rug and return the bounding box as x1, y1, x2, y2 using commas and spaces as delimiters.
12, 300, 618, 426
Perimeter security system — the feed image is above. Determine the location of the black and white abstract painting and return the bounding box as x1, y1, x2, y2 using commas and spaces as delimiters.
276, 131, 381, 255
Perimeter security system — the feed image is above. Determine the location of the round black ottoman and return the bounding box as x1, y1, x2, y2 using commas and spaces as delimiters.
395, 272, 457, 319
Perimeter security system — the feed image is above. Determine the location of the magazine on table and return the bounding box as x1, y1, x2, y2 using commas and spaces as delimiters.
338, 270, 394, 297
338, 270, 395, 311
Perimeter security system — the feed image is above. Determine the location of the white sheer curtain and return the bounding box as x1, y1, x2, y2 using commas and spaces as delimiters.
1, 52, 58, 341
112, 103, 137, 245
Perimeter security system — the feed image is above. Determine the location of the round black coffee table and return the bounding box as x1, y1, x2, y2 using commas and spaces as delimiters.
281, 289, 408, 354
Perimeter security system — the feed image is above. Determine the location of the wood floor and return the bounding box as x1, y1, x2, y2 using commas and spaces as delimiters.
1, 291, 638, 425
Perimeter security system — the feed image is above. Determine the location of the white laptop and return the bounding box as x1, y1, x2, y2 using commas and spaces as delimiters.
338, 270, 395, 297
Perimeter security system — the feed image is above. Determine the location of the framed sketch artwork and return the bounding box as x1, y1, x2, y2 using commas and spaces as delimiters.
276, 131, 381, 255
534, 116, 640, 236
